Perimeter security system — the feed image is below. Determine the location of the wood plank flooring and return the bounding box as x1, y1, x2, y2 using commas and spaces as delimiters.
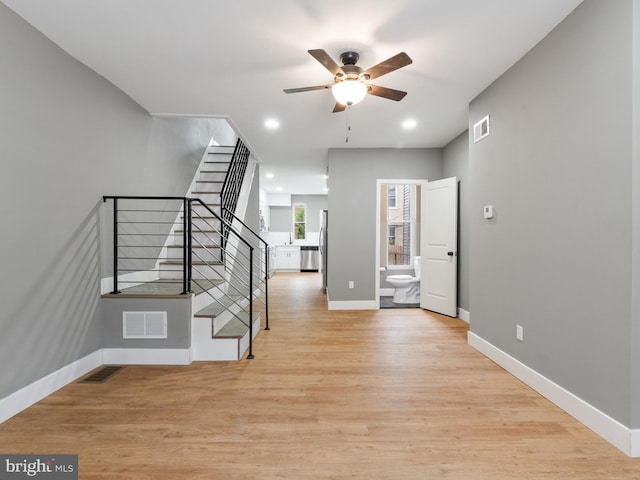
2, 272, 640, 478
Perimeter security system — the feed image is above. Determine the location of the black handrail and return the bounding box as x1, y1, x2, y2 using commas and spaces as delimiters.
220, 139, 250, 250
190, 198, 255, 359
103, 195, 191, 295
223, 207, 270, 331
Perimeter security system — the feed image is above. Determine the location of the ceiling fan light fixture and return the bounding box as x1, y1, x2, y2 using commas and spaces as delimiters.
332, 80, 367, 106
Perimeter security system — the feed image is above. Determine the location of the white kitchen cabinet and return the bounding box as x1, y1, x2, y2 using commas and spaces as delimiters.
275, 246, 300, 271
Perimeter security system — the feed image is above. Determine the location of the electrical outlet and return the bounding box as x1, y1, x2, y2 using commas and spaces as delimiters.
348, 281, 354, 289
516, 324, 524, 342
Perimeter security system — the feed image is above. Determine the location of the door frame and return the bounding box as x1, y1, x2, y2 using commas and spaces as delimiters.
375, 179, 428, 309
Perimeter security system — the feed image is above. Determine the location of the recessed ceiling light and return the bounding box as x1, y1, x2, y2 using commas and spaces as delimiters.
265, 172, 275, 179
402, 119, 417, 130
276, 186, 283, 192
265, 118, 280, 130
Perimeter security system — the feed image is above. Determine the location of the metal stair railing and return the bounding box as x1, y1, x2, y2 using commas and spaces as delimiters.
102, 196, 191, 294
220, 138, 250, 249
102, 195, 269, 359
223, 207, 270, 331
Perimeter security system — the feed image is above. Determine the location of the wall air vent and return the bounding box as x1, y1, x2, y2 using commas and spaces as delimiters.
473, 115, 490, 143
123, 311, 167, 339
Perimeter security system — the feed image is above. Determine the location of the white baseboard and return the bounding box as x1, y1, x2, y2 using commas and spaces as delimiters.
0, 350, 102, 424
0, 348, 194, 425
102, 348, 192, 365
328, 300, 379, 310
457, 308, 470, 323
468, 331, 640, 457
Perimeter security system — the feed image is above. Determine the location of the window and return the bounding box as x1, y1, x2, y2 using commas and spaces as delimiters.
388, 185, 397, 208
386, 184, 417, 266
293, 203, 306, 240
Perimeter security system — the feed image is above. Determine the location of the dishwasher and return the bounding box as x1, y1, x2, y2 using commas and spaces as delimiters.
300, 245, 319, 272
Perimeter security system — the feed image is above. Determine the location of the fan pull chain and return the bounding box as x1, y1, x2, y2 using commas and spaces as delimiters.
345, 105, 351, 143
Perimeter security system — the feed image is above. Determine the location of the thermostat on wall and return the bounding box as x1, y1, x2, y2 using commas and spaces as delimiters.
483, 205, 494, 219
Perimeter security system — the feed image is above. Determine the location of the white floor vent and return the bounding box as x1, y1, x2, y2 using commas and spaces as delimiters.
473, 115, 490, 143
123, 312, 167, 339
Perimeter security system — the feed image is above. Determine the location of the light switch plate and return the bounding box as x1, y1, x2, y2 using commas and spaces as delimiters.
483, 205, 494, 219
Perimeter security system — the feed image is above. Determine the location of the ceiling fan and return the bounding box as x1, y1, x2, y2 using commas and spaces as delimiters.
284, 49, 413, 112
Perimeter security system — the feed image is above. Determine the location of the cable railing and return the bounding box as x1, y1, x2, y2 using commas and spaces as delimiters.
102, 195, 269, 359
220, 139, 250, 250
223, 207, 270, 331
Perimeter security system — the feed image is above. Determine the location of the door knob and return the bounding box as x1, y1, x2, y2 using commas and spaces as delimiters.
447, 251, 454, 256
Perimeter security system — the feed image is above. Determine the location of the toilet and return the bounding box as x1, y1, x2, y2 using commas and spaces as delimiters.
386, 256, 421, 304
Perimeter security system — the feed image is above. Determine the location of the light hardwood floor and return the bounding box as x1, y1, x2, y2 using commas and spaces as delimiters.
1, 272, 640, 478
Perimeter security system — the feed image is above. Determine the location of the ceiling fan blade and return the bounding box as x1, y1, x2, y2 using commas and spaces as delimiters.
283, 84, 333, 94
332, 103, 346, 113
366, 84, 408, 101
308, 49, 345, 76
363, 52, 413, 80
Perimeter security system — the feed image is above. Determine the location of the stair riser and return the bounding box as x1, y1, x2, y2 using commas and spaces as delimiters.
169, 232, 222, 247
193, 186, 223, 195
165, 250, 222, 263
191, 314, 261, 361
159, 263, 225, 280
191, 193, 221, 205
185, 217, 222, 231
206, 151, 233, 158
197, 172, 227, 181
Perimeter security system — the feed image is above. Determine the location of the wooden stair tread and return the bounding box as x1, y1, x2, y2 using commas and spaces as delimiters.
214, 312, 260, 338
102, 278, 223, 297
194, 296, 244, 318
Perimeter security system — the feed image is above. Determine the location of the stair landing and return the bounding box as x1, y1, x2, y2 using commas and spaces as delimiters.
102, 278, 224, 297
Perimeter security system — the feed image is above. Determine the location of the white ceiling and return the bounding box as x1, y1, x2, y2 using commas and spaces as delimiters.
3, 0, 583, 194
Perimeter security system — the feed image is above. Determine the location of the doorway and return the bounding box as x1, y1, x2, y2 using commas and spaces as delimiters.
375, 177, 459, 316
376, 180, 424, 309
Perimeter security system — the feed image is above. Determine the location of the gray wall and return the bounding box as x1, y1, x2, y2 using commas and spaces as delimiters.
100, 116, 236, 275
629, 0, 640, 428
102, 298, 192, 348
269, 206, 292, 232
443, 130, 470, 313
327, 148, 442, 302
0, 4, 234, 399
469, 0, 634, 426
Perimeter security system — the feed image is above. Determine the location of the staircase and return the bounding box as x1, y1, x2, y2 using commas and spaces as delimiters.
102, 139, 269, 361
160, 145, 233, 281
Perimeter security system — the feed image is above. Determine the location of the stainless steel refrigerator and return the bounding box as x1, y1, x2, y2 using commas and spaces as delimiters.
319, 209, 328, 293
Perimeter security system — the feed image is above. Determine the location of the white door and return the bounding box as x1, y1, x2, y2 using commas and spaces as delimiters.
420, 177, 458, 317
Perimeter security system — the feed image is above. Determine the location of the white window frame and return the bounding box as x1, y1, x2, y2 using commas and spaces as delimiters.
386, 184, 418, 270
388, 184, 398, 209
292, 202, 307, 241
